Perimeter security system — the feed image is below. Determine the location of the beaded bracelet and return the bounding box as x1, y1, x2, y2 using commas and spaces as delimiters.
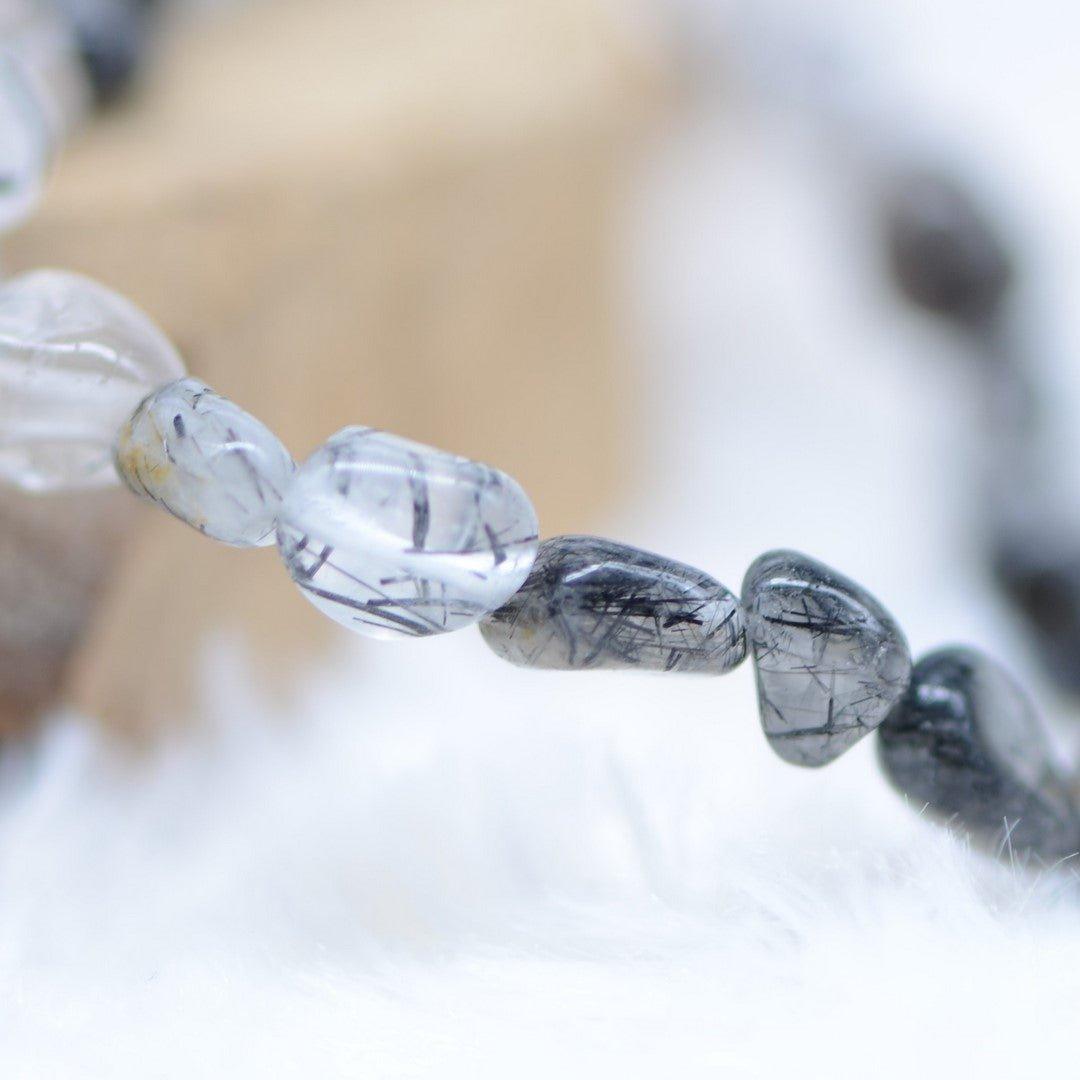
0, 266, 1075, 865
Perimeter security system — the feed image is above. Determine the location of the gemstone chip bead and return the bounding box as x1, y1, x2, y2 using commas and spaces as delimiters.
742, 550, 912, 767
277, 427, 539, 639
115, 377, 295, 546
0, 270, 185, 491
878, 647, 1080, 860
480, 535, 745, 674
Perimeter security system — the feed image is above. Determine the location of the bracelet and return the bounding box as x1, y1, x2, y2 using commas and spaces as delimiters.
0, 267, 1074, 865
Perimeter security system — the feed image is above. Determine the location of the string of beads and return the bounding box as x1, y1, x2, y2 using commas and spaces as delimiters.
0, 266, 1074, 863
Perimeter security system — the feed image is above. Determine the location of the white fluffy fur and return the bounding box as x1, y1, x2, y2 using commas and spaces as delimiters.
2, 637, 1079, 1078
4, 2, 1080, 1075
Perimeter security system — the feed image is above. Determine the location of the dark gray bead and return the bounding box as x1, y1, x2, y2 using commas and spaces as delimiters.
742, 550, 912, 767
479, 535, 746, 674
277, 427, 538, 640
990, 537, 1080, 696
882, 170, 1013, 326
57, 0, 160, 106
878, 647, 1080, 860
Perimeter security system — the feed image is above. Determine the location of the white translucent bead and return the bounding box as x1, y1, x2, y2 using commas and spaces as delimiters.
277, 427, 539, 639
0, 50, 56, 234
115, 378, 295, 547
0, 269, 186, 491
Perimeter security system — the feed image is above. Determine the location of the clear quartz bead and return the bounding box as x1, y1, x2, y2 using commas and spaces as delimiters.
277, 427, 539, 639
0, 2, 90, 135
115, 378, 295, 547
0, 269, 186, 491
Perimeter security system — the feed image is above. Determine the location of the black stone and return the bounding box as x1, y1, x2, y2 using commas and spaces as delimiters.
878, 646, 1080, 860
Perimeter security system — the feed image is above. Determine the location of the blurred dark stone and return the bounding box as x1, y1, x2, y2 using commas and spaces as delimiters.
878, 646, 1080, 860
56, 0, 164, 107
882, 171, 1014, 326
992, 539, 1080, 695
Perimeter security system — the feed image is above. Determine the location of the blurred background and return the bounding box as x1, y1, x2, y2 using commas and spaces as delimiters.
3, 0, 1080, 1075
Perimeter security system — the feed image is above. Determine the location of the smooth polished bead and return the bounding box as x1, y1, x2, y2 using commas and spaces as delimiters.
115, 378, 295, 546
0, 270, 185, 491
277, 427, 539, 639
878, 647, 1080, 860
480, 535, 745, 674
742, 550, 912, 767
0, 52, 54, 233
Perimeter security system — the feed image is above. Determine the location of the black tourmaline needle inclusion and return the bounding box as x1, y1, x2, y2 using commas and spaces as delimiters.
481, 535, 746, 675
742, 550, 912, 767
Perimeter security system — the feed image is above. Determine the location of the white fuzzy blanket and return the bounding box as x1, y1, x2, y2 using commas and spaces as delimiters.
4, 2, 1080, 1076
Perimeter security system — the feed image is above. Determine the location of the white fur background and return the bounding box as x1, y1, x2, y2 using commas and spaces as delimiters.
4, 1, 1080, 1076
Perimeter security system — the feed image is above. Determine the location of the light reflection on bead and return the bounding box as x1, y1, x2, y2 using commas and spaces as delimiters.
277, 427, 539, 639
115, 377, 295, 546
0, 269, 185, 492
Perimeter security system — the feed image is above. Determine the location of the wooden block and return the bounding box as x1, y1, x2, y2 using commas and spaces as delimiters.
2, 0, 663, 733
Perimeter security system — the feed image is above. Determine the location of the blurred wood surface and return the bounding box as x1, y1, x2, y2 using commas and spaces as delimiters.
2, 0, 663, 734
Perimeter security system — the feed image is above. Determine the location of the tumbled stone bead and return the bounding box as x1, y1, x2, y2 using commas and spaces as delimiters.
115, 378, 295, 547
990, 537, 1080, 696
479, 534, 745, 674
878, 647, 1080, 860
277, 427, 539, 639
742, 550, 912, 767
0, 270, 185, 491
0, 52, 54, 234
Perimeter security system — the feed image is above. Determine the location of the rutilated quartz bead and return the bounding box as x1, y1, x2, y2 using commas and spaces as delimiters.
277, 427, 539, 639
115, 377, 295, 547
